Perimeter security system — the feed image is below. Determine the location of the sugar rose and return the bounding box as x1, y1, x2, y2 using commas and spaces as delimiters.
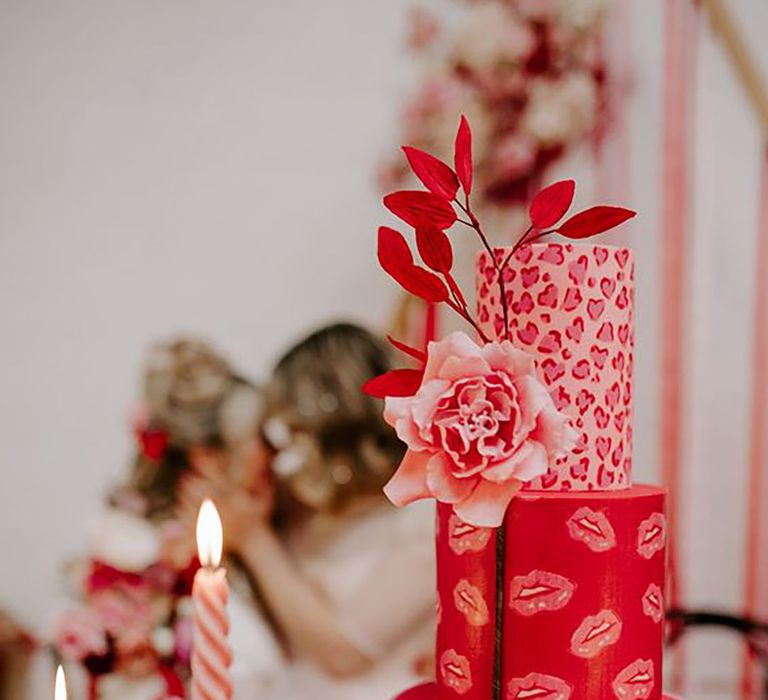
384, 332, 576, 526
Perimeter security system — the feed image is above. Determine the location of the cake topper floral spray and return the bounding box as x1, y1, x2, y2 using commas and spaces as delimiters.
365, 116, 635, 527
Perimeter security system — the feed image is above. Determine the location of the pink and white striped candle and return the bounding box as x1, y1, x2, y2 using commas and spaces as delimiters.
191, 500, 233, 700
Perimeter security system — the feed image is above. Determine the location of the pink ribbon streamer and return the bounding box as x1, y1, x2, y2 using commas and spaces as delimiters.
741, 144, 768, 700
660, 0, 700, 692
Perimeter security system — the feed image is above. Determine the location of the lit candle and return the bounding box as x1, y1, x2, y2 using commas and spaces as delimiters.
55, 665, 67, 700
191, 499, 233, 700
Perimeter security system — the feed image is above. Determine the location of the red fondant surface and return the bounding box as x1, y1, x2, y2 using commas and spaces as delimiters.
435, 487, 666, 699
476, 244, 635, 491
393, 683, 683, 700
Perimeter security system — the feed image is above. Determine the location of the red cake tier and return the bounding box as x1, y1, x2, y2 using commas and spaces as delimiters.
434, 486, 666, 699
394, 683, 683, 700
476, 244, 635, 491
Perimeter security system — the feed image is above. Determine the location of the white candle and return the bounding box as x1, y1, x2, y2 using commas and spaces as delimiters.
191, 500, 233, 700
55, 665, 67, 700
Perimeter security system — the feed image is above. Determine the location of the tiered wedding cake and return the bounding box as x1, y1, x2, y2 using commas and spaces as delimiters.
366, 115, 674, 700
398, 244, 669, 699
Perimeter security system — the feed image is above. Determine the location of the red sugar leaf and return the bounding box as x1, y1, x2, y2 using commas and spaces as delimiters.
530, 180, 575, 228
402, 146, 459, 200
402, 265, 450, 302
558, 206, 637, 239
454, 116, 473, 196
378, 226, 414, 277
377, 226, 449, 302
387, 335, 427, 363
363, 368, 424, 398
384, 190, 457, 230
416, 226, 453, 273
446, 272, 467, 307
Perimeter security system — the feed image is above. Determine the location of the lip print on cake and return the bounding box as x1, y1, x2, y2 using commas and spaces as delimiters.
448, 513, 493, 555
637, 512, 666, 559
570, 609, 622, 658
509, 570, 575, 617
612, 659, 655, 699
641, 583, 664, 624
439, 649, 473, 695
566, 506, 617, 553
506, 672, 573, 700
453, 579, 490, 627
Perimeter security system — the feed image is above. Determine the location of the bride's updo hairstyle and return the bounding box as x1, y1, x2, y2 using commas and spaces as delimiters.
263, 323, 404, 514
128, 337, 262, 519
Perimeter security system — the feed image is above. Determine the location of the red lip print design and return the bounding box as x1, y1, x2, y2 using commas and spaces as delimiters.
439, 649, 473, 695
538, 330, 562, 354
613, 659, 655, 699
594, 247, 609, 265
565, 316, 584, 342
541, 359, 566, 385
570, 609, 622, 658
600, 277, 617, 299
448, 513, 493, 555
521, 266, 540, 288
642, 583, 664, 624
563, 287, 583, 312
587, 298, 606, 320
453, 579, 489, 627
518, 322, 539, 346
537, 283, 558, 308
637, 513, 666, 559
507, 673, 573, 700
568, 255, 588, 284
538, 245, 563, 265
509, 570, 575, 616
567, 507, 617, 552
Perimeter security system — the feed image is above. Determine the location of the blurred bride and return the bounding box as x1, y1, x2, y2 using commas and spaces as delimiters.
179, 323, 436, 699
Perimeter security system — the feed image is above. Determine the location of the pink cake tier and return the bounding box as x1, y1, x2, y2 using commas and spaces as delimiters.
476, 243, 635, 491
391, 244, 672, 699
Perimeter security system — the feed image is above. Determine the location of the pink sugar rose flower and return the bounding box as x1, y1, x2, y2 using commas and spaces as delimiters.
384, 332, 577, 526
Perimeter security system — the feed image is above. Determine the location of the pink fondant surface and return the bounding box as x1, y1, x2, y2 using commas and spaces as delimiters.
476, 243, 635, 491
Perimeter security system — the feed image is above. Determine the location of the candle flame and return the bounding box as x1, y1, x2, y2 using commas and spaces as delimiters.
196, 499, 223, 568
55, 665, 67, 700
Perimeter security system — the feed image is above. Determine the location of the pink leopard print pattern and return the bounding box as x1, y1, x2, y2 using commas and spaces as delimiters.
476, 243, 635, 491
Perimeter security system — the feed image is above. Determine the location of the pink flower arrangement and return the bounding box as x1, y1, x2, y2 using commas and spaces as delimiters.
383, 0, 612, 207
53, 503, 199, 696
384, 333, 577, 526
365, 116, 635, 525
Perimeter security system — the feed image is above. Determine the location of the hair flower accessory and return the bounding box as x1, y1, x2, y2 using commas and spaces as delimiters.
365, 115, 635, 525
382, 332, 576, 526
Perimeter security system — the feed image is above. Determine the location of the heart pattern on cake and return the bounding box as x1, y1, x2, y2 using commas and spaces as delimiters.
477, 243, 635, 491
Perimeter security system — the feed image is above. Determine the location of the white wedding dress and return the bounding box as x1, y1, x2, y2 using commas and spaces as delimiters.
230, 499, 437, 700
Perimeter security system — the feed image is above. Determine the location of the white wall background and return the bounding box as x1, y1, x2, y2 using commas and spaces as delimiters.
1, 0, 767, 696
